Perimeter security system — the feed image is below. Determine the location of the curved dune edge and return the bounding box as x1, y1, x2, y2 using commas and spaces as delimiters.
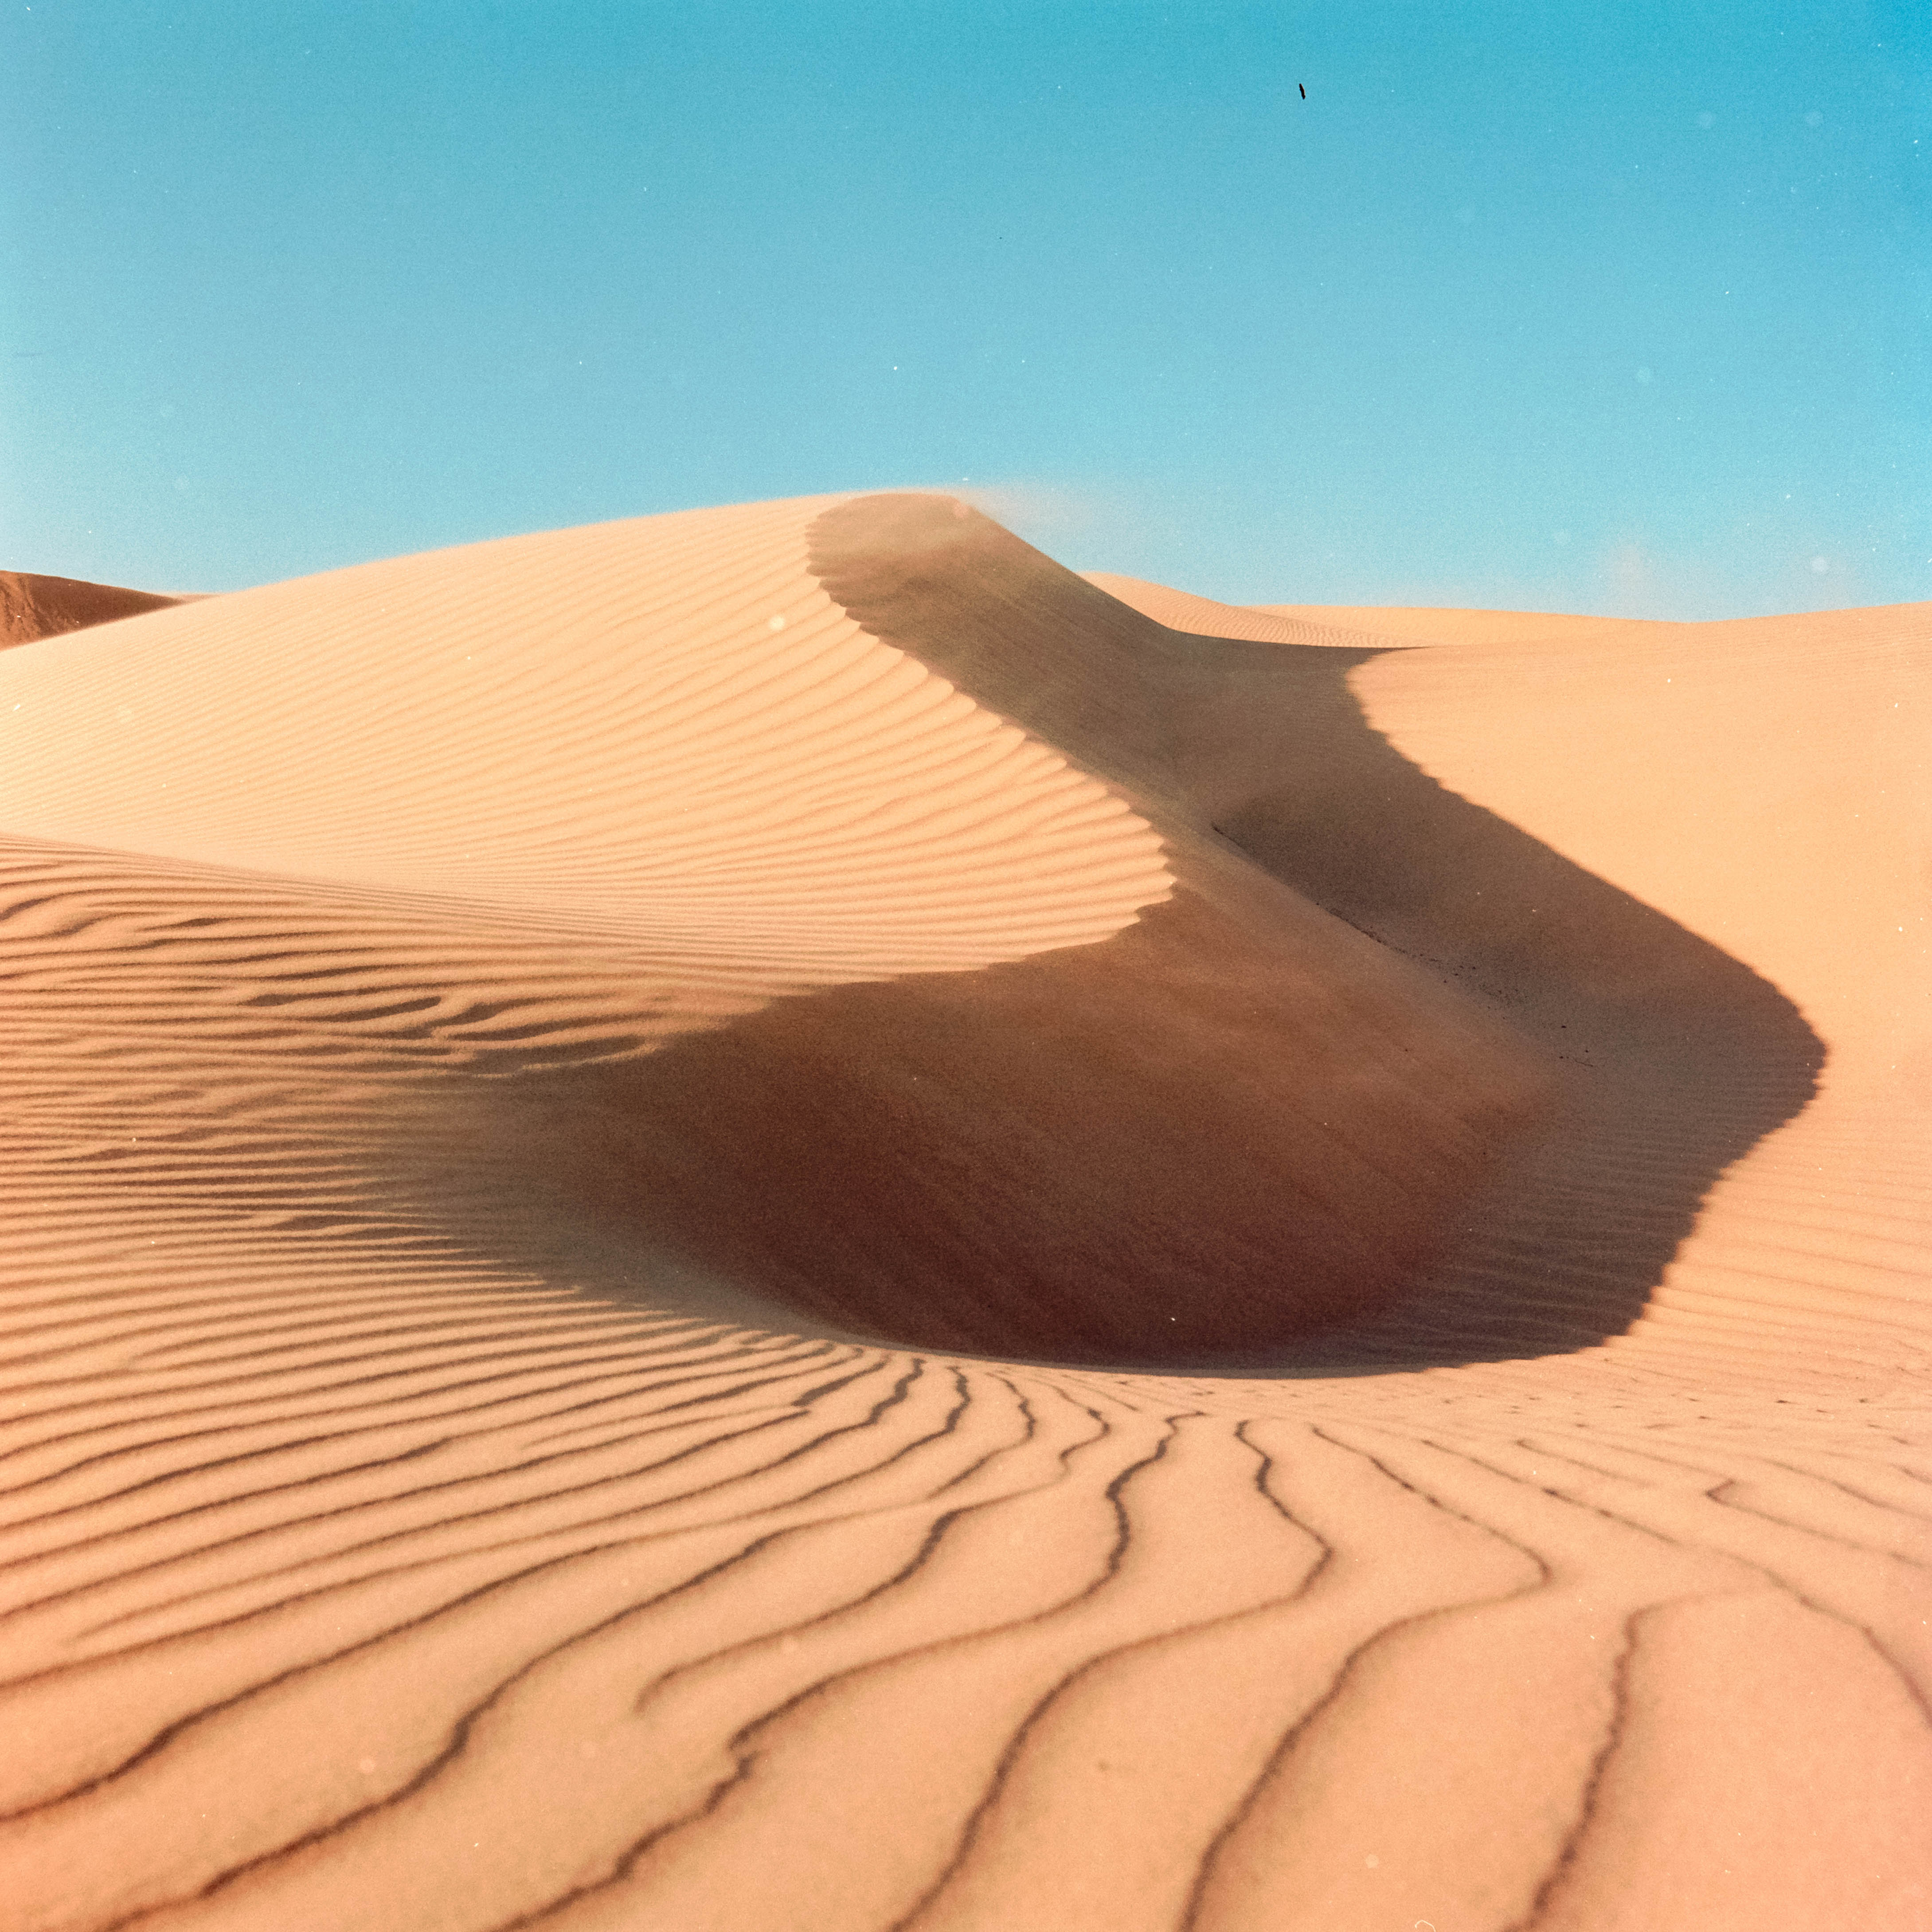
1164, 581, 1932, 1395
0, 497, 1171, 976
0, 502, 1927, 1929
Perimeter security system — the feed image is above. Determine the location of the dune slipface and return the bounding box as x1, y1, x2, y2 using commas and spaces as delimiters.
0, 497, 1926, 1932
0, 570, 186, 648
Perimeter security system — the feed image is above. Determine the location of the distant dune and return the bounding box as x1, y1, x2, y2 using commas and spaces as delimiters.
1259, 600, 1691, 647
1080, 571, 1396, 646
0, 569, 187, 648
1, 497, 1925, 1930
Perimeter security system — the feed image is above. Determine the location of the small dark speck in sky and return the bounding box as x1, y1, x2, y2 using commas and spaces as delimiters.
1299, 83, 1306, 99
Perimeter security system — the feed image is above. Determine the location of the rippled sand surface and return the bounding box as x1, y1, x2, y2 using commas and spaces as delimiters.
2, 497, 1926, 1930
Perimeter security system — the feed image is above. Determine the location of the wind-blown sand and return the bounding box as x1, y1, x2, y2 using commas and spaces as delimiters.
0, 497, 1926, 1930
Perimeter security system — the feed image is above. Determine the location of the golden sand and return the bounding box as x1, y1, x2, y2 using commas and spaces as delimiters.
0, 503, 1925, 1929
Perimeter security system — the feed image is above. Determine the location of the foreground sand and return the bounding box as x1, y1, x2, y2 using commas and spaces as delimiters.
0, 502, 1926, 1929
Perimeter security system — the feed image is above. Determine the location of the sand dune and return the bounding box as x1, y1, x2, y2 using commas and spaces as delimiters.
0, 571, 188, 649
0, 496, 1926, 1929
1079, 573, 1398, 648
1258, 601, 1690, 649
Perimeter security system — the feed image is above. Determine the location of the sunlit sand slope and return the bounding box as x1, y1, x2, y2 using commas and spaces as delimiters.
0, 502, 1926, 1931
0, 499, 1168, 973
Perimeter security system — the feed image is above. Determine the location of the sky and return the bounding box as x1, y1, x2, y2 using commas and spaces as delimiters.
2, 1, 1927, 616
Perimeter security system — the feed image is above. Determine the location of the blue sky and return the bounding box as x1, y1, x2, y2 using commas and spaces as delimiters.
3, 1, 1926, 615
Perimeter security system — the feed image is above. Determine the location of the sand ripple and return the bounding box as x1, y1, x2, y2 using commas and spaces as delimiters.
0, 501, 1926, 1929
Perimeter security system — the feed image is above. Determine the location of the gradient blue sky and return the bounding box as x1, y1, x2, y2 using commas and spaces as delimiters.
4, 1, 1926, 615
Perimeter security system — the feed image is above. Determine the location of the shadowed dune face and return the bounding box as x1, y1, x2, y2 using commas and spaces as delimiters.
379, 501, 1588, 1366
431, 886, 1550, 1363
797, 494, 1826, 1365
327, 490, 1832, 1370
0, 570, 184, 647
0, 500, 1564, 1367
0, 500, 1826, 1372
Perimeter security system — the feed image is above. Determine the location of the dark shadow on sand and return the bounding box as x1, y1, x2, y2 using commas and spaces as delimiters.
422, 496, 1823, 1373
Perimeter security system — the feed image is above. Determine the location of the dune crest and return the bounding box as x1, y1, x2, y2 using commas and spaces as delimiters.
0, 498, 1170, 978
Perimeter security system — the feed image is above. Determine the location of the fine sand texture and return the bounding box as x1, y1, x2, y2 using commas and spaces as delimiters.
0, 495, 1926, 1930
